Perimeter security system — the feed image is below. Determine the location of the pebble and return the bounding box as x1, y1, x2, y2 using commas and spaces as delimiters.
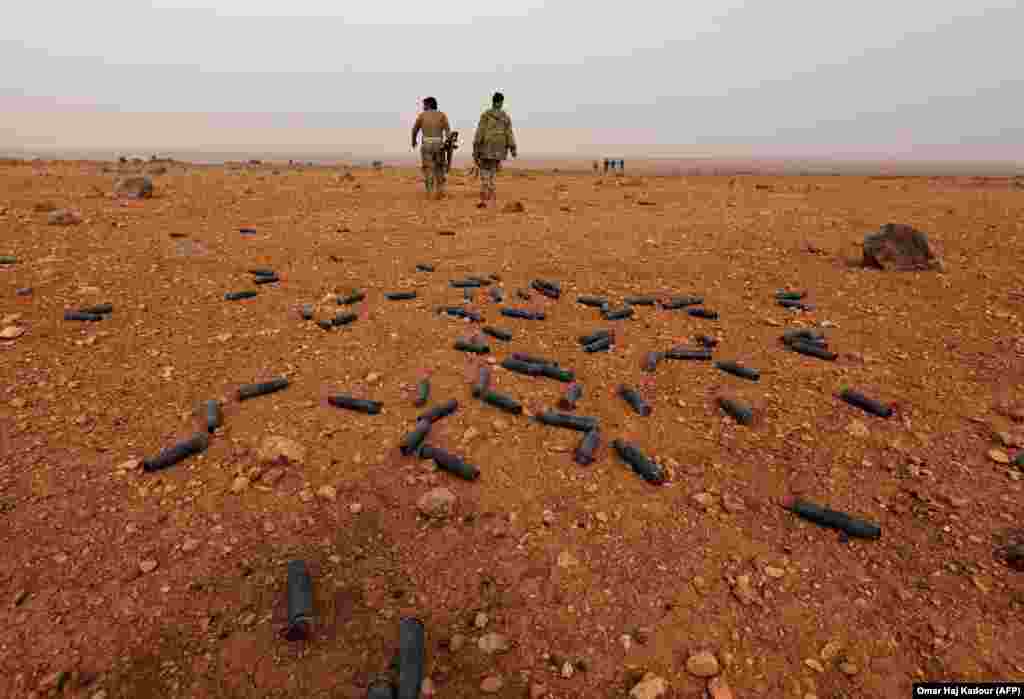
16, 287, 33, 296
492, 418, 509, 432
478, 632, 509, 654
557, 550, 579, 568
480, 676, 504, 693
417, 488, 457, 518
263, 468, 285, 485
805, 658, 826, 673
139, 559, 159, 574
686, 650, 720, 677
91, 691, 108, 699
764, 566, 786, 579
839, 661, 860, 676
230, 476, 250, 493
820, 640, 843, 661
449, 633, 466, 652
0, 326, 26, 340
692, 492, 716, 509
257, 436, 307, 466
13, 589, 28, 606
474, 612, 489, 629
240, 611, 257, 627
349, 503, 363, 514
732, 575, 758, 605
722, 493, 746, 513
181, 538, 200, 553
366, 372, 381, 383
707, 676, 735, 699
988, 448, 1010, 464
847, 420, 870, 438
299, 489, 314, 502
561, 661, 574, 678
317, 485, 337, 501
630, 672, 669, 699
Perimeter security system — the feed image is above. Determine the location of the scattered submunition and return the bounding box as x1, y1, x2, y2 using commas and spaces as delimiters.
142, 433, 209, 472
574, 429, 601, 465
788, 498, 881, 539
839, 389, 893, 418
285, 560, 314, 640
327, 394, 383, 414
238, 377, 289, 400
717, 397, 753, 425
611, 439, 665, 484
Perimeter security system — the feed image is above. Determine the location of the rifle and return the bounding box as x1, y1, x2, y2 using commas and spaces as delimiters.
441, 131, 460, 174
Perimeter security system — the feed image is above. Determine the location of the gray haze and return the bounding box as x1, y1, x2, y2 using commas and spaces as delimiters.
2, 0, 1022, 159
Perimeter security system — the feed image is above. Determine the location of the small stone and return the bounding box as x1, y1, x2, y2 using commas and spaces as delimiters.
449, 633, 466, 652
365, 372, 381, 383
474, 612, 489, 629
722, 493, 746, 513
0, 326, 26, 340
117, 458, 141, 472
492, 418, 508, 431
480, 676, 504, 693
299, 489, 314, 503
732, 575, 758, 605
48, 209, 82, 225
239, 611, 257, 627
561, 661, 574, 678
595, 511, 609, 523
804, 658, 826, 673
462, 427, 480, 442
13, 589, 28, 606
692, 492, 716, 509
139, 559, 159, 574
230, 476, 250, 493
820, 640, 843, 661
686, 650, 720, 677
988, 448, 1010, 464
847, 420, 870, 438
764, 318, 782, 327
630, 672, 669, 699
257, 436, 307, 465
91, 691, 108, 699
15, 287, 33, 296
349, 503, 363, 514
839, 661, 860, 676
417, 488, 457, 518
39, 671, 69, 691
317, 485, 337, 501
708, 676, 735, 699
181, 538, 200, 553
557, 550, 579, 568
263, 468, 284, 485
478, 632, 509, 654
764, 566, 786, 579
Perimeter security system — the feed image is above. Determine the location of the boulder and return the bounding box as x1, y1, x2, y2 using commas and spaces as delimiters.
863, 223, 941, 271
114, 176, 154, 199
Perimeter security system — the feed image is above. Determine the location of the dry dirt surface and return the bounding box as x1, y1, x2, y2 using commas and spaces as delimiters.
2, 160, 1024, 699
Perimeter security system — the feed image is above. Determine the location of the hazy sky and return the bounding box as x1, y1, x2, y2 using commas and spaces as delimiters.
2, 0, 1022, 158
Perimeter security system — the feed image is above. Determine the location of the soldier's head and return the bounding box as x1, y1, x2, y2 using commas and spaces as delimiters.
423, 97, 438, 110
492, 92, 504, 107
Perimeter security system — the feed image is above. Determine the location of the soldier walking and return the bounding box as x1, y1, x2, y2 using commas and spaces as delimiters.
472, 92, 517, 208
411, 97, 451, 200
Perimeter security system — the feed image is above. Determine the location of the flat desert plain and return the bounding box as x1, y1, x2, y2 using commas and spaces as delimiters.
1, 160, 1023, 698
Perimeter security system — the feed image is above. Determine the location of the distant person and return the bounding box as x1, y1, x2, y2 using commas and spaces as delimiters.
603, 158, 609, 174
411, 96, 451, 200
472, 92, 517, 208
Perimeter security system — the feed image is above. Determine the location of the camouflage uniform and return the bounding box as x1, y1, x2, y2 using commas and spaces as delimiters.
472, 107, 516, 203
412, 110, 451, 195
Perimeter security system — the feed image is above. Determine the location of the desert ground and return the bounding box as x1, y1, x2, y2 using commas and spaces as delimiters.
1, 159, 1023, 699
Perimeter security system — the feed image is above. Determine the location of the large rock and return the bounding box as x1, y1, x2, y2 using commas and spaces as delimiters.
114, 176, 154, 199
863, 223, 941, 271
256, 436, 307, 466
